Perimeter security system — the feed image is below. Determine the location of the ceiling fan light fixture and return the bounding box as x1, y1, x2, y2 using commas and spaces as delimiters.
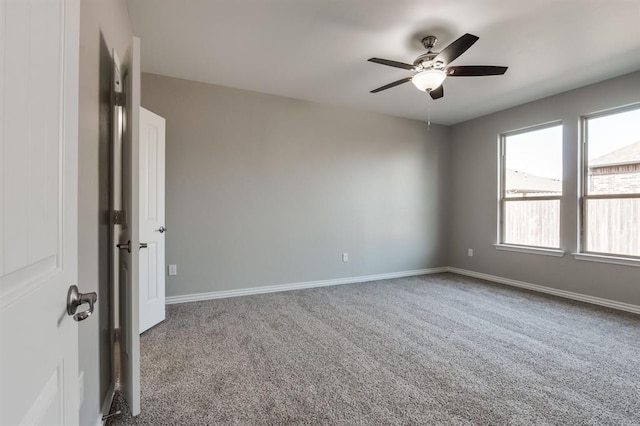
411, 69, 446, 92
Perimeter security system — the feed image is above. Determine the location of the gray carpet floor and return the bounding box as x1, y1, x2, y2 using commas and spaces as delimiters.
109, 273, 640, 425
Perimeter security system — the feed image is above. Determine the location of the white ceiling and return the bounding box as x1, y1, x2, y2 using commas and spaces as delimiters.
126, 0, 640, 125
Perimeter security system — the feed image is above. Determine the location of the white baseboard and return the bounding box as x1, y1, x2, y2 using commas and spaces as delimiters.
165, 266, 639, 315
447, 267, 640, 315
165, 267, 448, 305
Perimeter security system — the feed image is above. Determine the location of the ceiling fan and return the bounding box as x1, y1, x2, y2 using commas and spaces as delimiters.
368, 33, 507, 99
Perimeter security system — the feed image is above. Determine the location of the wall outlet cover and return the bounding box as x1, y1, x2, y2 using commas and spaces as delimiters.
168, 264, 177, 276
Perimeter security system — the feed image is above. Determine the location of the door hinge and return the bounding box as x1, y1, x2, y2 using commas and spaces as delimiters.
112, 210, 125, 225
114, 91, 126, 107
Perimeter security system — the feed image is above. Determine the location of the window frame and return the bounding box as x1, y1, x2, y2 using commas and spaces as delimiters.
579, 103, 640, 260
497, 121, 564, 251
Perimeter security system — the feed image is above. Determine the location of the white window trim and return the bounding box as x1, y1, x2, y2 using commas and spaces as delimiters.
494, 244, 565, 257
579, 103, 640, 259
498, 121, 563, 250
572, 252, 640, 268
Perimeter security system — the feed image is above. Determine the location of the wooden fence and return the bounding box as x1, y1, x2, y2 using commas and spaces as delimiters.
504, 200, 560, 248
503, 198, 639, 256
586, 198, 640, 256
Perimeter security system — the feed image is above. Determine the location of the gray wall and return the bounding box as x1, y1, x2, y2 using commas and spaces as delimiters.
448, 71, 640, 306
78, 1, 132, 424
141, 73, 450, 297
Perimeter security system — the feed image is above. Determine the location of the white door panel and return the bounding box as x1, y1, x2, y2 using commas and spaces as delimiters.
139, 107, 166, 334
0, 0, 80, 424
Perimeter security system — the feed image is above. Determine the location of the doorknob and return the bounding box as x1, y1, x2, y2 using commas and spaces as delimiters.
156, 226, 166, 233
139, 242, 148, 250
67, 285, 98, 322
117, 240, 131, 253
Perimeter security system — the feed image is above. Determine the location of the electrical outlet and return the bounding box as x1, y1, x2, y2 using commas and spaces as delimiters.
342, 253, 349, 262
78, 371, 84, 406
168, 264, 177, 276
468, 249, 474, 257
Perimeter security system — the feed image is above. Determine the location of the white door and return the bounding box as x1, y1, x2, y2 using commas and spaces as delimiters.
139, 108, 166, 334
0, 0, 81, 425
119, 37, 142, 416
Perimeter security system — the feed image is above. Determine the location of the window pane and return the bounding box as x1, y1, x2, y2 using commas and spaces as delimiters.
586, 198, 640, 257
505, 125, 562, 198
587, 108, 640, 195
503, 200, 560, 248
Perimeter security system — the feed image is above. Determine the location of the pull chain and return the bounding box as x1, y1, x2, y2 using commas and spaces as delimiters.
426, 95, 431, 131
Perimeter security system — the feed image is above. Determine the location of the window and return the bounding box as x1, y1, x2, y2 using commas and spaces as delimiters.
581, 105, 640, 258
499, 123, 563, 249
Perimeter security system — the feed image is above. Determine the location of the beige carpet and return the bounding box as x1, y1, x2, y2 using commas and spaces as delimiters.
109, 273, 640, 425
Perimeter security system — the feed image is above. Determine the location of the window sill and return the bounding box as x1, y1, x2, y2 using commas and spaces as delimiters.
494, 244, 565, 257
572, 253, 640, 268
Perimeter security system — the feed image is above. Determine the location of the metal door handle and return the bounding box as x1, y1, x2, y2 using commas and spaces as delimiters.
156, 226, 166, 233
67, 285, 98, 322
139, 242, 148, 250
117, 240, 131, 253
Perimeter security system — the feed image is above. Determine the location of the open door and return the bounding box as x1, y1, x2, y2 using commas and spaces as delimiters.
139, 108, 166, 333
119, 36, 142, 416
0, 0, 82, 424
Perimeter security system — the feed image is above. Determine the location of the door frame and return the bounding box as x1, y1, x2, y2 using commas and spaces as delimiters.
118, 36, 142, 417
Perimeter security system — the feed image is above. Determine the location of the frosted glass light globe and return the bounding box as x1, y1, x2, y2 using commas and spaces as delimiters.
411, 69, 446, 92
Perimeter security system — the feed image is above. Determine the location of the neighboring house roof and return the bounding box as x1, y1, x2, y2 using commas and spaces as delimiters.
590, 140, 640, 168
506, 169, 562, 194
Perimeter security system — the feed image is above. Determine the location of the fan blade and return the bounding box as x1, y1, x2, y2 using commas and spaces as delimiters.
434, 33, 479, 65
447, 65, 508, 76
370, 77, 413, 93
429, 85, 444, 100
368, 58, 414, 70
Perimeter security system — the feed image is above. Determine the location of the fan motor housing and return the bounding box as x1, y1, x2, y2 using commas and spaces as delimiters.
413, 35, 444, 70
413, 53, 444, 70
